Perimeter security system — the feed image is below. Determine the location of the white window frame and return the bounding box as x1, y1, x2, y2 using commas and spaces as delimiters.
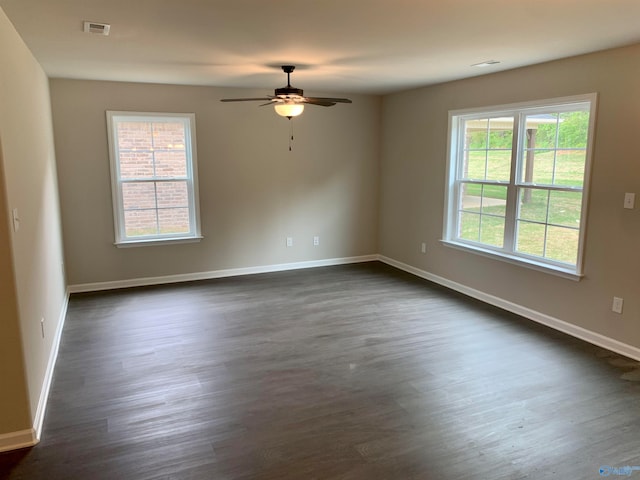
106, 111, 202, 247
443, 94, 597, 280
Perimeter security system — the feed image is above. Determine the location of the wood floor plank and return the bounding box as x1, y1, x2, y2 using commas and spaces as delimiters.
1, 261, 639, 479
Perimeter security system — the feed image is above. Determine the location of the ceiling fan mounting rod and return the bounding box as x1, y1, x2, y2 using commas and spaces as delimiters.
276, 64, 303, 97
282, 65, 295, 87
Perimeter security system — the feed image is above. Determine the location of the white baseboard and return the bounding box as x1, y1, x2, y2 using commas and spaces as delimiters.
68, 255, 379, 293
0, 288, 68, 453
0, 429, 37, 453
31, 288, 70, 441
379, 255, 640, 362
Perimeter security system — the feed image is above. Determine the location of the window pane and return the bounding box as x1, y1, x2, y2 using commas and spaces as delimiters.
480, 185, 507, 216
557, 111, 589, 149
486, 150, 511, 181
518, 188, 549, 223
124, 209, 158, 237
155, 150, 187, 178
152, 121, 188, 178
461, 184, 506, 215
459, 211, 480, 242
480, 215, 505, 248
516, 221, 545, 257
524, 114, 558, 149
521, 149, 554, 184
488, 124, 513, 149
545, 226, 579, 264
460, 183, 481, 211
156, 181, 189, 208
463, 151, 485, 180
122, 182, 156, 210
117, 121, 152, 150
467, 122, 488, 148
152, 122, 185, 150
522, 110, 590, 187
547, 191, 582, 227
552, 149, 586, 187
517, 189, 582, 263
158, 208, 190, 234
459, 184, 506, 247
463, 117, 513, 181
118, 151, 154, 179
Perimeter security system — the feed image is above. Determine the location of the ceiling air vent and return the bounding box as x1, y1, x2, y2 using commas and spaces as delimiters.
83, 21, 110, 36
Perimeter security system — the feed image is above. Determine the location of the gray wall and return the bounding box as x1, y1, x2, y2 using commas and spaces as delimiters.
379, 44, 640, 349
50, 80, 381, 286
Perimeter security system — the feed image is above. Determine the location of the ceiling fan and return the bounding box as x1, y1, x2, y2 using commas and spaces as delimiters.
220, 65, 352, 118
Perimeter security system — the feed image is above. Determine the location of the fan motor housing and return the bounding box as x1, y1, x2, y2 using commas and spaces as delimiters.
275, 86, 304, 97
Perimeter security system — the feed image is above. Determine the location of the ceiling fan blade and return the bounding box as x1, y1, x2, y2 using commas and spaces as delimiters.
220, 67, 352, 116
305, 96, 352, 104
220, 97, 272, 102
303, 98, 336, 107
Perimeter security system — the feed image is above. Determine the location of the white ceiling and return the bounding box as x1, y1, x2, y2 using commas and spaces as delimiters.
2, 0, 640, 95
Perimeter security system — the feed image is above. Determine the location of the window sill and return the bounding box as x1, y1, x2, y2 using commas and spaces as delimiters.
440, 240, 584, 281
115, 236, 204, 248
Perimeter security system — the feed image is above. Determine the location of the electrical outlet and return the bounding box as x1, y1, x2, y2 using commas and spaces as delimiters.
286, 237, 293, 247
612, 297, 624, 314
421, 242, 427, 254
624, 193, 635, 209
313, 236, 320, 246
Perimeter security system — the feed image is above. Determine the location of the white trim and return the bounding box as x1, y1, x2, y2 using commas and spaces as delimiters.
440, 240, 583, 281
0, 429, 37, 453
379, 255, 640, 362
115, 235, 203, 248
447, 93, 598, 118
106, 111, 202, 244
32, 288, 70, 441
68, 255, 379, 293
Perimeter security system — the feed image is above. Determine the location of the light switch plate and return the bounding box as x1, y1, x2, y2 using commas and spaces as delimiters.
12, 208, 19, 232
612, 297, 624, 314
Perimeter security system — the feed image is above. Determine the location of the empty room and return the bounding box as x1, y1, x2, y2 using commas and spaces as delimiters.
0, 1, 639, 478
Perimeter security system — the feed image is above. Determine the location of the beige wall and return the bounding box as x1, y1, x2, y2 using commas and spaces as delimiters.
0, 7, 67, 435
380, 44, 640, 349
49, 79, 381, 286
0, 149, 30, 434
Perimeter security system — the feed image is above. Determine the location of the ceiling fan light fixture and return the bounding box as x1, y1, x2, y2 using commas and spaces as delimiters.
274, 102, 304, 118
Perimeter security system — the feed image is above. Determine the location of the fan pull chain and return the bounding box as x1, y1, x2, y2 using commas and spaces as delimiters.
288, 117, 294, 151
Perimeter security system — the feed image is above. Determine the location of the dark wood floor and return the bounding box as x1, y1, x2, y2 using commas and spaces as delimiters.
1, 262, 639, 479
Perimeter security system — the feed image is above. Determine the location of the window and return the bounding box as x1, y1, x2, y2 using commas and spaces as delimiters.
443, 94, 597, 278
107, 111, 202, 246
